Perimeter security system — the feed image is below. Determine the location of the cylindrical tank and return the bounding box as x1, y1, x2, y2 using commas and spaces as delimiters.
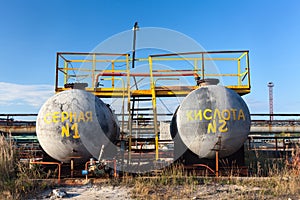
171, 85, 250, 159
36, 89, 119, 163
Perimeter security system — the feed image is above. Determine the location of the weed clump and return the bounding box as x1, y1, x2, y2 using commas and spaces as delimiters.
0, 135, 49, 199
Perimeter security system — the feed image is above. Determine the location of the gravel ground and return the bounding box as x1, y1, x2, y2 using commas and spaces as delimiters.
32, 184, 133, 200
31, 179, 300, 200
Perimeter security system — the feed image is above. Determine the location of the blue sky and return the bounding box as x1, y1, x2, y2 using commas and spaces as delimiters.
0, 0, 300, 116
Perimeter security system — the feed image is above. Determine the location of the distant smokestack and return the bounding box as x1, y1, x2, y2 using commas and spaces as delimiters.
268, 82, 274, 121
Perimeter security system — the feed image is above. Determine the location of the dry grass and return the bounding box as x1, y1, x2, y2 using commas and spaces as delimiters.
0, 134, 50, 199
129, 164, 199, 199
129, 148, 300, 199
1, 133, 299, 199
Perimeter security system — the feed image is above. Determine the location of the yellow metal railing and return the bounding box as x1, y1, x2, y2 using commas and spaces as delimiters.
147, 50, 250, 89
56, 51, 250, 96
55, 50, 251, 163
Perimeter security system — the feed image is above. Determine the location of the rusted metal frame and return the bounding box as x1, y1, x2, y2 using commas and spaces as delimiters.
55, 53, 60, 92
29, 161, 62, 184
56, 52, 130, 56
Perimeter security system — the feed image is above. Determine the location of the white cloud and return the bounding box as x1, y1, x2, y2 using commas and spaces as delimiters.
0, 82, 54, 109
243, 96, 268, 113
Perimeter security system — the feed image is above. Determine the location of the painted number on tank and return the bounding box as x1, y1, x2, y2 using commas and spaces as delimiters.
43, 111, 93, 139
61, 123, 80, 139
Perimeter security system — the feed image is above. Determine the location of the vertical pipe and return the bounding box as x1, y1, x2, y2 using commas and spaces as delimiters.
58, 163, 61, 184
215, 151, 219, 177
71, 158, 74, 178
114, 159, 117, 177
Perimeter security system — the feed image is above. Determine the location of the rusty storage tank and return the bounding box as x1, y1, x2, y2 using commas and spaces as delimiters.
36, 89, 119, 163
170, 83, 250, 162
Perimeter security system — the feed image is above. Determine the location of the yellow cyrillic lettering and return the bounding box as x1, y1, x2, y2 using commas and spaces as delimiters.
61, 111, 69, 122
238, 109, 245, 120
203, 109, 212, 120
213, 109, 221, 120
71, 123, 80, 139
77, 112, 85, 122
44, 113, 51, 124
70, 112, 77, 123
186, 110, 193, 121
61, 123, 70, 137
207, 120, 216, 134
52, 112, 60, 123
230, 109, 237, 120
218, 120, 228, 133
85, 111, 93, 122
194, 110, 203, 120
221, 109, 230, 120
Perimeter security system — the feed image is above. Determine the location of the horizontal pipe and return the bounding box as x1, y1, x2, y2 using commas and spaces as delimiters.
29, 161, 61, 184
250, 126, 300, 133
251, 113, 300, 116
0, 114, 37, 117
99, 72, 194, 77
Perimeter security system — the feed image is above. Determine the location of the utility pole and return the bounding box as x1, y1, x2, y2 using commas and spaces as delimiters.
268, 82, 274, 121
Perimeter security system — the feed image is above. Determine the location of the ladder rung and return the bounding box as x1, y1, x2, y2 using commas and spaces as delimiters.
131, 149, 156, 153
132, 127, 155, 130
131, 108, 153, 111
130, 138, 155, 142
130, 98, 152, 101
132, 117, 153, 120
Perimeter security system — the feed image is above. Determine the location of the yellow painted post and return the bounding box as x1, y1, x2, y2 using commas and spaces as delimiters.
237, 52, 247, 87
201, 53, 205, 80
111, 61, 115, 88
64, 61, 68, 85
246, 52, 250, 88
149, 56, 159, 160
238, 59, 241, 86
194, 59, 198, 72
126, 54, 132, 163
92, 54, 96, 88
